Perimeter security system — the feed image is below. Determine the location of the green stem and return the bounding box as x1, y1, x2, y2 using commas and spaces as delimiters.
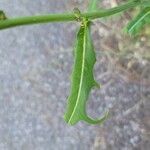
0, 0, 141, 30
88, 0, 99, 11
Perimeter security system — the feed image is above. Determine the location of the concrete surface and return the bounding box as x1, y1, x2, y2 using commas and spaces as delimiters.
0, 0, 149, 150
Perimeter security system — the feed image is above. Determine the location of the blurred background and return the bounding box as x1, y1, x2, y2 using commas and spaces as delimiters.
0, 0, 149, 150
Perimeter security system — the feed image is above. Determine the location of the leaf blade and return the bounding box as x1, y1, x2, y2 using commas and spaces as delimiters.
126, 7, 150, 35
64, 21, 108, 125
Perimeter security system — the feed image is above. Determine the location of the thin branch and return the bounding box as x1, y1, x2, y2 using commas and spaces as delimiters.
0, 0, 141, 30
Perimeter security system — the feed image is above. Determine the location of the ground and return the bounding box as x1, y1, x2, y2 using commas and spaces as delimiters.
0, 0, 149, 150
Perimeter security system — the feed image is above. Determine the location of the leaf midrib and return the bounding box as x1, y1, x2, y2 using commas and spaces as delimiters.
68, 26, 87, 124
129, 10, 150, 32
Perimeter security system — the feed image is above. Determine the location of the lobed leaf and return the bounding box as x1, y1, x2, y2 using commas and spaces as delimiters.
64, 20, 108, 125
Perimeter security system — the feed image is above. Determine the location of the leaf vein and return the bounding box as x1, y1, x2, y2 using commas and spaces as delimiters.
68, 26, 87, 124
129, 10, 150, 32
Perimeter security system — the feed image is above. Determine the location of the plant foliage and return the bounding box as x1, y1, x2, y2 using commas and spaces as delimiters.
64, 19, 108, 125
126, 7, 150, 35
0, 0, 149, 126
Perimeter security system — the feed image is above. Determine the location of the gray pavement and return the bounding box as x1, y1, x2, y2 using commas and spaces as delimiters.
0, 0, 149, 150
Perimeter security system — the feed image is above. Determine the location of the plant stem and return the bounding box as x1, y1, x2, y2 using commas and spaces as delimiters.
88, 0, 99, 11
0, 0, 141, 30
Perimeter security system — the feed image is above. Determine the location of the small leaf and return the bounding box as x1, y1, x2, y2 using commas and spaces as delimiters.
64, 20, 108, 125
88, 0, 100, 12
126, 7, 150, 35
0, 10, 7, 20
73, 8, 83, 22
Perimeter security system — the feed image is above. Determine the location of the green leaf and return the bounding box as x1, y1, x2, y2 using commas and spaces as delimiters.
141, 0, 150, 8
88, 0, 100, 12
126, 7, 150, 35
0, 10, 7, 20
64, 20, 108, 125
